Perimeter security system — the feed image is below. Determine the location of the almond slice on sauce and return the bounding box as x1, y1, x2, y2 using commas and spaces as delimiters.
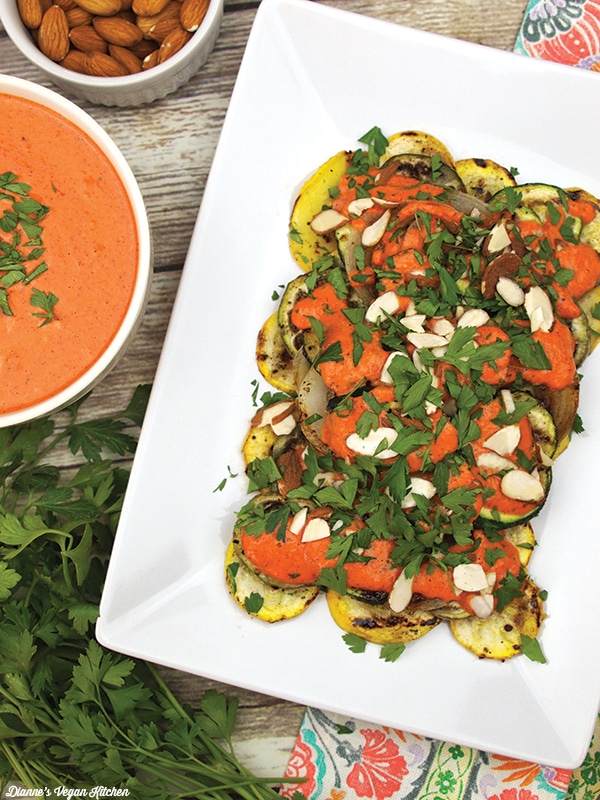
310, 208, 349, 234
362, 209, 390, 247
500, 469, 545, 502
346, 427, 398, 459
388, 570, 414, 613
365, 291, 401, 323
483, 424, 521, 456
524, 285, 554, 333
301, 517, 331, 543
453, 563, 489, 593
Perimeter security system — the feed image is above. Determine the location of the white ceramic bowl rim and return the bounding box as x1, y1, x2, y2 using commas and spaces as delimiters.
0, 1, 223, 90
0, 74, 152, 427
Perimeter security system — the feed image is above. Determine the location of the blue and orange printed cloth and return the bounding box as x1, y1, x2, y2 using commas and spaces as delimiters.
514, 0, 600, 68
279, 3, 600, 798
280, 707, 600, 799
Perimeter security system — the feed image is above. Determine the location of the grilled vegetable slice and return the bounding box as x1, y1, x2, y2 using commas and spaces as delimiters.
242, 422, 278, 467
225, 541, 319, 622
326, 590, 440, 645
289, 150, 353, 271
579, 284, 600, 350
450, 578, 545, 659
278, 275, 310, 357
383, 130, 456, 167
505, 522, 536, 566
531, 381, 580, 456
568, 187, 600, 253
256, 312, 297, 394
455, 157, 517, 202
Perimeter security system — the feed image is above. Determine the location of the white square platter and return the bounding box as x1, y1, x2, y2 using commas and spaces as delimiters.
96, 0, 600, 769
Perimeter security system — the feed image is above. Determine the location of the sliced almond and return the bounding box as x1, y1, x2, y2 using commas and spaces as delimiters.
362, 209, 390, 247
406, 332, 448, 349
483, 424, 521, 456
501, 388, 515, 415
496, 276, 525, 307
401, 476, 436, 509
500, 469, 545, 502
470, 593, 495, 619
380, 351, 409, 384
289, 507, 308, 535
476, 452, 516, 473
401, 313, 427, 333
431, 318, 455, 337
301, 517, 331, 543
486, 222, 512, 253
365, 291, 400, 323
310, 208, 348, 234
346, 427, 397, 459
388, 570, 414, 613
347, 197, 374, 217
524, 285, 554, 333
453, 563, 488, 592
457, 307, 490, 329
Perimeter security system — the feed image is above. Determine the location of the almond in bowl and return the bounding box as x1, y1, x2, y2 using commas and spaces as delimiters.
0, 74, 152, 426
0, 0, 224, 106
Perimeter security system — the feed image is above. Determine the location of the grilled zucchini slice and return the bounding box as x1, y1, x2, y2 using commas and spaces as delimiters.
579, 284, 600, 351
326, 590, 440, 645
225, 541, 318, 622
289, 150, 353, 271
450, 578, 545, 659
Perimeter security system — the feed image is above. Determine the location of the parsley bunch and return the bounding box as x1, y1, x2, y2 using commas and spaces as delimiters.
0, 388, 292, 798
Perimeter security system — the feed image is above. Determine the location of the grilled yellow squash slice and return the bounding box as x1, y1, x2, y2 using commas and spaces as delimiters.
450, 579, 545, 659
289, 150, 353, 271
256, 312, 297, 394
326, 590, 440, 645
225, 541, 318, 623
455, 157, 517, 202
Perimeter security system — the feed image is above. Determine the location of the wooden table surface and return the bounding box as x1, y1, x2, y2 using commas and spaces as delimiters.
0, 0, 530, 780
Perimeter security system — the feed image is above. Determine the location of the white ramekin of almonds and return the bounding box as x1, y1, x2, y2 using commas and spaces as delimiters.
0, 0, 224, 106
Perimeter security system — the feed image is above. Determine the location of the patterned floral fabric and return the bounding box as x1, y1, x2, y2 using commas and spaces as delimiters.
280, 708, 600, 800
514, 0, 600, 69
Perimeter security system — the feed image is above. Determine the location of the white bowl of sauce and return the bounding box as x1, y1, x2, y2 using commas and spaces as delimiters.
0, 74, 152, 427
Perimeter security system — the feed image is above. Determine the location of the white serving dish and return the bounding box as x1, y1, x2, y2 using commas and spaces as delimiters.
96, 0, 600, 769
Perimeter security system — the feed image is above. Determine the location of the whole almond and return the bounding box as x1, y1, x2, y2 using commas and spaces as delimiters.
180, 0, 208, 32
38, 5, 70, 61
69, 23, 108, 52
135, 0, 180, 38
147, 15, 180, 42
132, 0, 170, 14
129, 36, 158, 57
156, 25, 190, 62
17, 0, 45, 29
83, 50, 129, 75
92, 15, 143, 46
141, 48, 159, 69
65, 5, 92, 26
53, 0, 76, 10
108, 43, 142, 72
72, 0, 122, 14
60, 48, 87, 71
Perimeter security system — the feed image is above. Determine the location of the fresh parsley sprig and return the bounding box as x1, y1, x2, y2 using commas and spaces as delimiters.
0, 388, 293, 797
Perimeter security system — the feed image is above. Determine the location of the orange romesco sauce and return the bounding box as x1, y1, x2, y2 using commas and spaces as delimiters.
0, 94, 138, 414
